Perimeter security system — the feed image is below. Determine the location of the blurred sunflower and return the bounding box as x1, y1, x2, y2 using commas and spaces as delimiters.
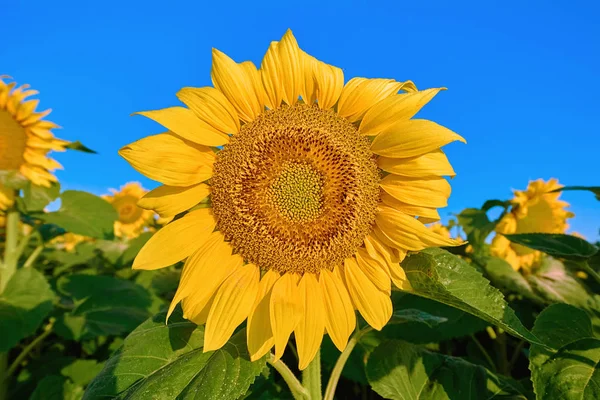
491, 179, 573, 272
51, 232, 90, 252
120, 30, 465, 369
0, 77, 68, 210
103, 182, 155, 239
428, 222, 452, 238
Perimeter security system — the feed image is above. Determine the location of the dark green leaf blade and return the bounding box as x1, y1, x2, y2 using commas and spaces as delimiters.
504, 233, 599, 261
20, 181, 61, 212
402, 248, 541, 345
65, 141, 97, 154
42, 191, 118, 239
366, 340, 530, 400
84, 308, 266, 400
530, 304, 600, 399
0, 268, 55, 351
550, 185, 600, 201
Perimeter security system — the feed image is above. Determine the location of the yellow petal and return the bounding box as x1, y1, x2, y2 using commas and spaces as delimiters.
376, 206, 462, 251
176, 87, 240, 134
119, 133, 215, 187
371, 119, 466, 158
390, 264, 412, 291
135, 107, 229, 146
319, 269, 356, 351
355, 249, 391, 294
381, 192, 441, 221
204, 264, 260, 351
247, 270, 280, 361
295, 273, 325, 370
359, 88, 444, 136
133, 208, 216, 270
312, 58, 344, 110
343, 258, 392, 330
301, 52, 317, 104
211, 49, 263, 122
378, 149, 455, 178
337, 78, 403, 122
270, 273, 303, 360
240, 61, 268, 109
169, 231, 241, 321
277, 30, 304, 105
260, 42, 284, 110
380, 175, 451, 208
138, 183, 210, 218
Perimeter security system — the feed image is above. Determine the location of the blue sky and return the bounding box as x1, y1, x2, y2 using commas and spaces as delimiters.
2, 0, 598, 239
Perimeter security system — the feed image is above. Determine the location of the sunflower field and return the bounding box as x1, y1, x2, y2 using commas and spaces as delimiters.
1, 29, 599, 400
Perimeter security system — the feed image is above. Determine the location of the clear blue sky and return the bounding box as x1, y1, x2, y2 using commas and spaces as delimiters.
2, 1, 598, 240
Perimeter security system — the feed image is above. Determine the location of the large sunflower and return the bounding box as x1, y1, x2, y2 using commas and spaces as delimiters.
491, 179, 573, 272
120, 30, 465, 369
0, 76, 68, 210
103, 182, 155, 239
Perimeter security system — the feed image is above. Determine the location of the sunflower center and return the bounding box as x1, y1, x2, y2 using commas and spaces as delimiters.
0, 109, 27, 170
211, 104, 380, 275
268, 162, 324, 222
112, 195, 144, 224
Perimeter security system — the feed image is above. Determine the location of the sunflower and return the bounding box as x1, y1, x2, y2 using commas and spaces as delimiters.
103, 182, 155, 239
491, 179, 573, 272
0, 76, 68, 210
120, 30, 465, 369
428, 222, 452, 238
51, 232, 90, 252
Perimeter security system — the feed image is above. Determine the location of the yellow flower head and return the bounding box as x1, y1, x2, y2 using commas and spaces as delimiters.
51, 232, 90, 252
103, 182, 155, 239
428, 222, 452, 239
491, 178, 574, 272
0, 76, 68, 210
120, 30, 465, 369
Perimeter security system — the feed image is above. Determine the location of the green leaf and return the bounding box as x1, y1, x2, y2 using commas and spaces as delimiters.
366, 340, 530, 400
29, 375, 84, 400
550, 185, 600, 201
482, 257, 541, 302
95, 240, 128, 265
402, 248, 541, 345
65, 140, 97, 154
0, 170, 28, 189
56, 274, 153, 339
504, 233, 599, 261
0, 268, 55, 352
42, 191, 118, 239
20, 181, 61, 212
119, 232, 153, 266
527, 258, 598, 310
530, 304, 600, 399
385, 293, 488, 343
61, 359, 105, 386
84, 308, 266, 400
37, 224, 67, 242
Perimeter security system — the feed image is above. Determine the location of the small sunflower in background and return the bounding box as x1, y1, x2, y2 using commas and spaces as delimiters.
51, 232, 90, 252
0, 76, 69, 210
103, 182, 155, 239
491, 178, 574, 272
428, 222, 452, 238
120, 30, 465, 369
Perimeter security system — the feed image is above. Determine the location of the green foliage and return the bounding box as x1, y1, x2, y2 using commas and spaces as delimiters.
402, 248, 540, 345
19, 181, 61, 212
366, 340, 531, 399
42, 190, 118, 239
550, 185, 600, 201
84, 308, 266, 400
503, 233, 599, 261
29, 375, 84, 400
530, 304, 600, 399
64, 141, 97, 154
0, 268, 54, 352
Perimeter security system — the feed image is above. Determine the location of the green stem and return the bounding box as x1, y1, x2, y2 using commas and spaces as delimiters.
508, 340, 526, 371
267, 353, 309, 400
302, 349, 322, 400
577, 261, 600, 286
23, 245, 44, 269
4, 320, 54, 380
323, 327, 371, 400
470, 334, 496, 372
0, 206, 19, 294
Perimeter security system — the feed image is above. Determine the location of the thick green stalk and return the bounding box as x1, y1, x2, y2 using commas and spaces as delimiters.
0, 207, 19, 293
0, 353, 8, 400
267, 354, 309, 400
302, 350, 322, 400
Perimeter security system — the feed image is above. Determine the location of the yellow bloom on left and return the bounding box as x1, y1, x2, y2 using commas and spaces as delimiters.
51, 233, 90, 252
103, 182, 155, 239
0, 77, 68, 210
491, 178, 574, 272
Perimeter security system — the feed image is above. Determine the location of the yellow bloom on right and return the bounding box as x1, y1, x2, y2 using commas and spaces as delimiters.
491, 179, 574, 272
